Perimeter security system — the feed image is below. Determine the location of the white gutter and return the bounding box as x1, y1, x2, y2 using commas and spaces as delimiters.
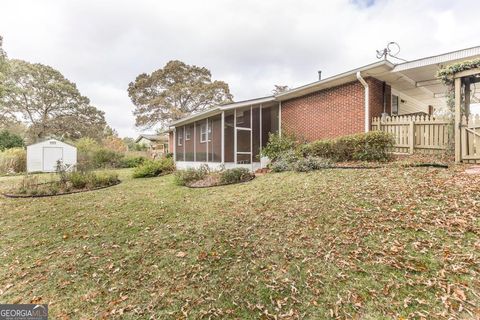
356, 72, 369, 132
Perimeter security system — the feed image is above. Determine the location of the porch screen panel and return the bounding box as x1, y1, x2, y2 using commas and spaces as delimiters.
252, 107, 261, 161
224, 110, 234, 162
236, 107, 251, 128
195, 120, 207, 161
262, 105, 279, 148
208, 115, 222, 162
237, 130, 250, 153
184, 124, 194, 161
175, 126, 184, 161
237, 153, 251, 164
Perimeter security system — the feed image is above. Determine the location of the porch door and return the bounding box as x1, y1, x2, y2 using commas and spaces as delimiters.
236, 127, 252, 164
235, 106, 253, 165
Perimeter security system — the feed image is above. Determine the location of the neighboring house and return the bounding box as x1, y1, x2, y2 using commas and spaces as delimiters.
27, 139, 77, 173
169, 46, 480, 170
135, 134, 169, 155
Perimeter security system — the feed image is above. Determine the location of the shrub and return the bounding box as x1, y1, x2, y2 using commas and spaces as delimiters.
219, 168, 252, 185
269, 149, 301, 172
270, 159, 292, 172
174, 165, 209, 186
132, 158, 175, 178
92, 148, 124, 168
120, 155, 146, 168
261, 133, 299, 161
0, 147, 26, 174
303, 131, 394, 162
0, 130, 24, 151
90, 171, 120, 188
293, 157, 334, 172
67, 171, 93, 189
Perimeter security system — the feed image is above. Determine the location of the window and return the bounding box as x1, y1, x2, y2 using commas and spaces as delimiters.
185, 129, 191, 141
391, 94, 399, 115
177, 130, 183, 146
200, 124, 212, 143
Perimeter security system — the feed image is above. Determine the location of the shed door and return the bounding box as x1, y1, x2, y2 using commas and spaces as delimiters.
43, 147, 63, 171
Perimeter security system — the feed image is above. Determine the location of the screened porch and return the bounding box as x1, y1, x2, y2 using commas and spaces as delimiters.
173, 101, 279, 171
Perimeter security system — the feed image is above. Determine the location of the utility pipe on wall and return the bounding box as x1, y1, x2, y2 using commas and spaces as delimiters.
356, 72, 369, 132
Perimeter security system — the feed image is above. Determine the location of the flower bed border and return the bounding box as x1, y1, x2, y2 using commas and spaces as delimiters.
185, 175, 255, 189
2, 181, 121, 198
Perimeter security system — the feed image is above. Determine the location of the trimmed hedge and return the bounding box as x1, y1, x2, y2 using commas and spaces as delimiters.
302, 131, 394, 162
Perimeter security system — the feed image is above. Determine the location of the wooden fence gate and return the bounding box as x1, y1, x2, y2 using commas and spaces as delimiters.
371, 115, 451, 155
461, 115, 480, 163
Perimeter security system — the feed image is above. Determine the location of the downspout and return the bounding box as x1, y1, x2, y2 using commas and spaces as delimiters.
356, 72, 369, 132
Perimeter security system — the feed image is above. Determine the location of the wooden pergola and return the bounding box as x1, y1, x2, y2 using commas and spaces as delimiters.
454, 68, 480, 163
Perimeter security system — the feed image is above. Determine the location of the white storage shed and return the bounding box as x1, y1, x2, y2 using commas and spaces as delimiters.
27, 139, 77, 173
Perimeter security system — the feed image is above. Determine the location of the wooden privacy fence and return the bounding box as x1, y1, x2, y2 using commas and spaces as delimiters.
460, 115, 480, 163
371, 115, 451, 154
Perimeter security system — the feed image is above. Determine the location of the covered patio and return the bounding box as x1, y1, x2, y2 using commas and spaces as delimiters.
171, 97, 280, 171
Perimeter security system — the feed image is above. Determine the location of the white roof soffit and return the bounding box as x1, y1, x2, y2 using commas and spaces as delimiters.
275, 60, 395, 101
392, 46, 480, 72
169, 96, 275, 126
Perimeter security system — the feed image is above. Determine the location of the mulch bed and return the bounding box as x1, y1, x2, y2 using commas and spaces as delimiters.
186, 175, 255, 188
2, 181, 121, 198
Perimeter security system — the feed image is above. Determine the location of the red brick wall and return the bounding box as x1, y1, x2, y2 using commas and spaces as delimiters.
281, 77, 390, 142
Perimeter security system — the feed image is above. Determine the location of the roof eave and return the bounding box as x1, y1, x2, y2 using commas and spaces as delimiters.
275, 60, 395, 101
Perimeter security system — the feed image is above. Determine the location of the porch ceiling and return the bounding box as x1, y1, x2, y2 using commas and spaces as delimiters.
374, 65, 447, 108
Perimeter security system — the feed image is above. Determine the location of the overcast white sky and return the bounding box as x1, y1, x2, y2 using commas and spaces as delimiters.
1, 0, 479, 137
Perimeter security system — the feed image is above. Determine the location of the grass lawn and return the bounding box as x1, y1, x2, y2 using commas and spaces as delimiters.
0, 167, 479, 319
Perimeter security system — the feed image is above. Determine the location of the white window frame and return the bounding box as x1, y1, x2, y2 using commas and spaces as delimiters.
391, 94, 399, 116
185, 128, 191, 141
177, 130, 183, 146
200, 123, 212, 143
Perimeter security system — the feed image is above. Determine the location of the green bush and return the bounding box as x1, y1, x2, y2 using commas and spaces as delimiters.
303, 131, 394, 162
0, 147, 26, 174
261, 133, 299, 161
293, 157, 334, 172
92, 148, 124, 168
67, 171, 93, 189
174, 165, 209, 186
0, 130, 24, 151
219, 168, 252, 185
269, 149, 300, 172
90, 171, 120, 188
270, 159, 291, 172
132, 158, 175, 178
120, 155, 146, 168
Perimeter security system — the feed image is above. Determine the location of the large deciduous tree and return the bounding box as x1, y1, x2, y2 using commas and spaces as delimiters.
0, 36, 14, 126
128, 60, 233, 129
0, 59, 107, 141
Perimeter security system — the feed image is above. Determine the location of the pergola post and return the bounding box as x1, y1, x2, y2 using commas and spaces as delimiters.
454, 77, 462, 163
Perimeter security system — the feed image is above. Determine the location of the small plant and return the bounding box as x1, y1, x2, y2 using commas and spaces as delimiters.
174, 165, 209, 186
219, 168, 252, 185
292, 157, 333, 172
132, 158, 175, 178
